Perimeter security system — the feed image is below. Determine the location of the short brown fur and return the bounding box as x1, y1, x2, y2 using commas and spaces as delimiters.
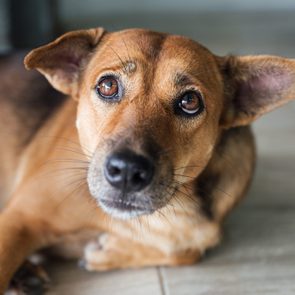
0, 28, 294, 292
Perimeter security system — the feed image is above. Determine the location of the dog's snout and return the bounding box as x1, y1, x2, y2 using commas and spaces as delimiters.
104, 150, 154, 192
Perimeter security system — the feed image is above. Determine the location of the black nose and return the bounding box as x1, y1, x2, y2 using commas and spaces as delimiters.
104, 150, 154, 192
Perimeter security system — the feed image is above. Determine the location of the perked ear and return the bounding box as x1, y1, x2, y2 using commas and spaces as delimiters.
218, 55, 295, 128
24, 27, 106, 97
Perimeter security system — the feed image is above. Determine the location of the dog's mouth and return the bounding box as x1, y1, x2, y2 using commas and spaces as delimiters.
100, 198, 147, 211
99, 198, 154, 219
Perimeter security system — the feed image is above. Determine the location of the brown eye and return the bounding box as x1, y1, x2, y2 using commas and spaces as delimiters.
178, 91, 204, 116
96, 76, 119, 99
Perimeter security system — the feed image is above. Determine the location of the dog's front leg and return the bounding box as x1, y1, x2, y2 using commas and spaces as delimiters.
81, 233, 202, 271
81, 205, 221, 271
0, 209, 42, 293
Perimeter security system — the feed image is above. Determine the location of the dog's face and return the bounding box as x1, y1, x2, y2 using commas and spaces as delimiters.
76, 30, 224, 218
25, 28, 295, 219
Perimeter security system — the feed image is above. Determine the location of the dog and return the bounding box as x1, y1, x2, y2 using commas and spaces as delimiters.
0, 27, 294, 293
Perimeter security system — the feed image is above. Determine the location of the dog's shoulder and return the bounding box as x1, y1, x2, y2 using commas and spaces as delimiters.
196, 126, 256, 220
0, 51, 66, 147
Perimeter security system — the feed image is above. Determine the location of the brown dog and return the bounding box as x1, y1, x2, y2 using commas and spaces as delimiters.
0, 27, 294, 292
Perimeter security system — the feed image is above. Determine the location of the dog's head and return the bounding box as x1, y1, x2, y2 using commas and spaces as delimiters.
25, 28, 295, 219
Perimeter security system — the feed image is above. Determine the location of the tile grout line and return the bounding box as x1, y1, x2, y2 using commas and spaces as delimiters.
156, 267, 169, 295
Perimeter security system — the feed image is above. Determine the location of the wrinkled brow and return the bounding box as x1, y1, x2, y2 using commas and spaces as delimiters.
102, 42, 137, 74
174, 72, 193, 86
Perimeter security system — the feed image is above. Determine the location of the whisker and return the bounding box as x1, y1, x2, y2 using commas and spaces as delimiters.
54, 147, 91, 158
39, 136, 93, 157
156, 208, 173, 226
106, 44, 128, 72
174, 164, 205, 171
55, 178, 88, 209
121, 37, 132, 64
173, 173, 196, 179
44, 158, 90, 164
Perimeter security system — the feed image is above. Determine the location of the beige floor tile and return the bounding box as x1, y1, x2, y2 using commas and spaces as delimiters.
47, 263, 162, 295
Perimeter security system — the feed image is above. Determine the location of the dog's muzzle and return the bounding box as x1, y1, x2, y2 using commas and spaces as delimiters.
87, 146, 161, 219
87, 141, 174, 220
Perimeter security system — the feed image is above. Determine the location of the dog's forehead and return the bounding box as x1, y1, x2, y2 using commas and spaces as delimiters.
106, 29, 168, 55
94, 29, 214, 71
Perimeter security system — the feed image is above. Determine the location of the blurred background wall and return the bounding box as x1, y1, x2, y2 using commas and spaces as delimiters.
0, 0, 295, 57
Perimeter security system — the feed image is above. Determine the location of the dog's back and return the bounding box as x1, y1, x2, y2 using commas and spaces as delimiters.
0, 52, 66, 204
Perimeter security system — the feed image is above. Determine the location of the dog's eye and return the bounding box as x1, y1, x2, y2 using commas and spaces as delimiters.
96, 76, 119, 99
177, 91, 204, 116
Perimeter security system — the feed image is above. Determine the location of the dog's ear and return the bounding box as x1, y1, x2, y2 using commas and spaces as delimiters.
24, 28, 106, 97
218, 55, 295, 128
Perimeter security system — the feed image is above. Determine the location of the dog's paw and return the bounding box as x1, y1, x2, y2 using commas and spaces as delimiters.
6, 255, 50, 295
79, 233, 125, 271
